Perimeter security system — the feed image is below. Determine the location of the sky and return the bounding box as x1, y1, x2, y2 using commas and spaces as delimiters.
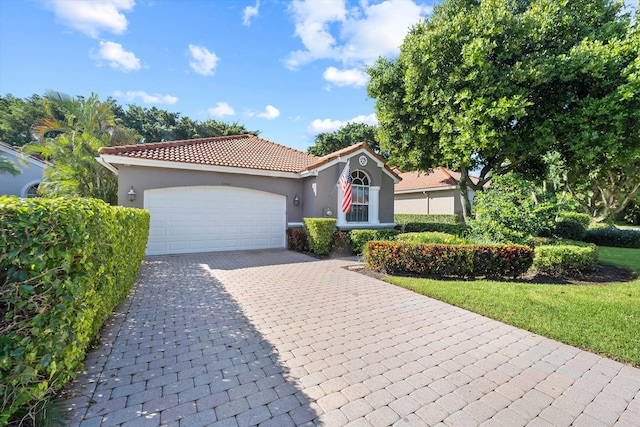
0, 0, 637, 153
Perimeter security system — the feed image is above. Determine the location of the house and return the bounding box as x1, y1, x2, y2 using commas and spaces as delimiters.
97, 134, 400, 255
394, 167, 479, 219
0, 142, 46, 198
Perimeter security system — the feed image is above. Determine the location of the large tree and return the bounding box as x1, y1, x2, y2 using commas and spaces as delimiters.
0, 156, 21, 176
307, 123, 382, 157
367, 0, 634, 219
0, 94, 46, 146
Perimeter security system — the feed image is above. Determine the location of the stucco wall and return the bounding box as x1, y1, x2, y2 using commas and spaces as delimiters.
117, 166, 305, 223
395, 188, 477, 218
0, 151, 44, 197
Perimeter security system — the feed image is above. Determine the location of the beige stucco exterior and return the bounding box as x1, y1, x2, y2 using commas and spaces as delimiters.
394, 188, 476, 218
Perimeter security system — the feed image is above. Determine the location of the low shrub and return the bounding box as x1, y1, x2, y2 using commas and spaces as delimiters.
394, 214, 459, 225
404, 222, 469, 236
364, 241, 533, 279
554, 220, 587, 241
303, 218, 336, 255
287, 227, 309, 252
349, 229, 400, 255
330, 231, 353, 256
533, 243, 598, 276
557, 212, 591, 228
396, 232, 467, 245
0, 197, 149, 424
584, 227, 640, 248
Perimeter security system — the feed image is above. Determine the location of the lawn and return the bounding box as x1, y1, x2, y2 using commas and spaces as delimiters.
384, 246, 640, 366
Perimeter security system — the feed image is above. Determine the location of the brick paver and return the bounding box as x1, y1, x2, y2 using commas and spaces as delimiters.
61, 249, 640, 426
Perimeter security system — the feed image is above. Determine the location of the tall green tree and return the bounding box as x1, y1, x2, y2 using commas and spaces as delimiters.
0, 94, 45, 146
26, 92, 139, 204
367, 0, 633, 219
307, 123, 382, 157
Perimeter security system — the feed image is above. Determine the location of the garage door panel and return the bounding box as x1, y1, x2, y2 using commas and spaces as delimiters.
144, 186, 286, 255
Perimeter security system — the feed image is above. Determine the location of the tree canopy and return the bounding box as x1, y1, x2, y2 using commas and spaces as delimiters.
367, 0, 638, 218
307, 123, 383, 157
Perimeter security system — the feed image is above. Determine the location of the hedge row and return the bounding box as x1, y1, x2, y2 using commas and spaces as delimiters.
349, 229, 400, 255
404, 222, 469, 236
0, 197, 149, 424
532, 243, 598, 276
365, 241, 534, 279
394, 214, 459, 225
584, 227, 640, 248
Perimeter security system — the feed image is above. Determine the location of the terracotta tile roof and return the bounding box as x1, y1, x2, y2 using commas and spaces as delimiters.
395, 167, 479, 192
98, 134, 319, 173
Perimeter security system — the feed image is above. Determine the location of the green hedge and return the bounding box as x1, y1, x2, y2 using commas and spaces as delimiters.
533, 243, 598, 276
303, 218, 336, 255
0, 197, 149, 424
365, 241, 533, 279
404, 222, 469, 236
554, 220, 587, 241
584, 227, 640, 248
349, 229, 400, 255
394, 214, 459, 225
396, 232, 467, 245
557, 212, 591, 228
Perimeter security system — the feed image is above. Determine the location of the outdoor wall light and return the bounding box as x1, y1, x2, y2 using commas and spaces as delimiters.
127, 186, 136, 202
293, 195, 300, 206
325, 208, 333, 217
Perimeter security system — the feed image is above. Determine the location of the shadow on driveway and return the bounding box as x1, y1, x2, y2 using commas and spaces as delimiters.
61, 251, 319, 426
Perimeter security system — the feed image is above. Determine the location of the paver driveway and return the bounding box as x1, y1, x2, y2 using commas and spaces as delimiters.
62, 249, 640, 426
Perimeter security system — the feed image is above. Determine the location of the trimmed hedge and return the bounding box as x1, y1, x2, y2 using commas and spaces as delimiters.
349, 229, 400, 255
365, 241, 533, 279
0, 197, 149, 424
396, 232, 467, 245
394, 214, 459, 225
533, 243, 598, 276
554, 220, 587, 241
303, 218, 336, 255
404, 222, 469, 236
584, 227, 640, 248
557, 212, 591, 228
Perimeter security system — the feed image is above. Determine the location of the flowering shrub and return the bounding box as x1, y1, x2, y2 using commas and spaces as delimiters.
364, 241, 533, 279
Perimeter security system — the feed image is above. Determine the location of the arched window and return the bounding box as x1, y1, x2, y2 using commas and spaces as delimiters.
347, 170, 369, 222
25, 183, 40, 198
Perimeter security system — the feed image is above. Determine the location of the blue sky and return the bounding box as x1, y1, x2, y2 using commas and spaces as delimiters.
0, 0, 436, 152
0, 0, 637, 153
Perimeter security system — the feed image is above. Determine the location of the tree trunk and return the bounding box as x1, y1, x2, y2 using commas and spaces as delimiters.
459, 166, 473, 223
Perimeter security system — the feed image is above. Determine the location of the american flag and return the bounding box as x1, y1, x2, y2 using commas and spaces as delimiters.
339, 160, 352, 214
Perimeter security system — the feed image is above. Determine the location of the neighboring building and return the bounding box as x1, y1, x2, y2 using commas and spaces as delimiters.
97, 135, 401, 255
0, 142, 46, 198
394, 167, 479, 219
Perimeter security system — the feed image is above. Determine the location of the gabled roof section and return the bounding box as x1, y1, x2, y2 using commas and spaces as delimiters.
0, 141, 48, 166
303, 142, 401, 182
98, 134, 318, 173
395, 167, 479, 192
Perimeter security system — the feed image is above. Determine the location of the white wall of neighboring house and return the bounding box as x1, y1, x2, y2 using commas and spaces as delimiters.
0, 143, 45, 197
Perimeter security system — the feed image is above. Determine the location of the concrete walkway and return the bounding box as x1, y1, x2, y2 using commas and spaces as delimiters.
61, 249, 640, 426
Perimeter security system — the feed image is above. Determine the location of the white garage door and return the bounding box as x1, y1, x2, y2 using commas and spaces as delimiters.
144, 186, 286, 255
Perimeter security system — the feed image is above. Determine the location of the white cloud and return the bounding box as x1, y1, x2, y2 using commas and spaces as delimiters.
243, 1, 260, 26
188, 44, 219, 76
45, 0, 135, 38
91, 41, 141, 71
286, 0, 430, 70
256, 105, 281, 120
323, 67, 368, 87
114, 90, 178, 104
208, 102, 235, 117
308, 113, 378, 135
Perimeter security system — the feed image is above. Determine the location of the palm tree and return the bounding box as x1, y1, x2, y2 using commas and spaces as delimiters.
0, 155, 21, 176
26, 91, 139, 204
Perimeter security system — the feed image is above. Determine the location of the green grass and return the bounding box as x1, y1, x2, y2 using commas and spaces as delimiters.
384, 246, 640, 366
